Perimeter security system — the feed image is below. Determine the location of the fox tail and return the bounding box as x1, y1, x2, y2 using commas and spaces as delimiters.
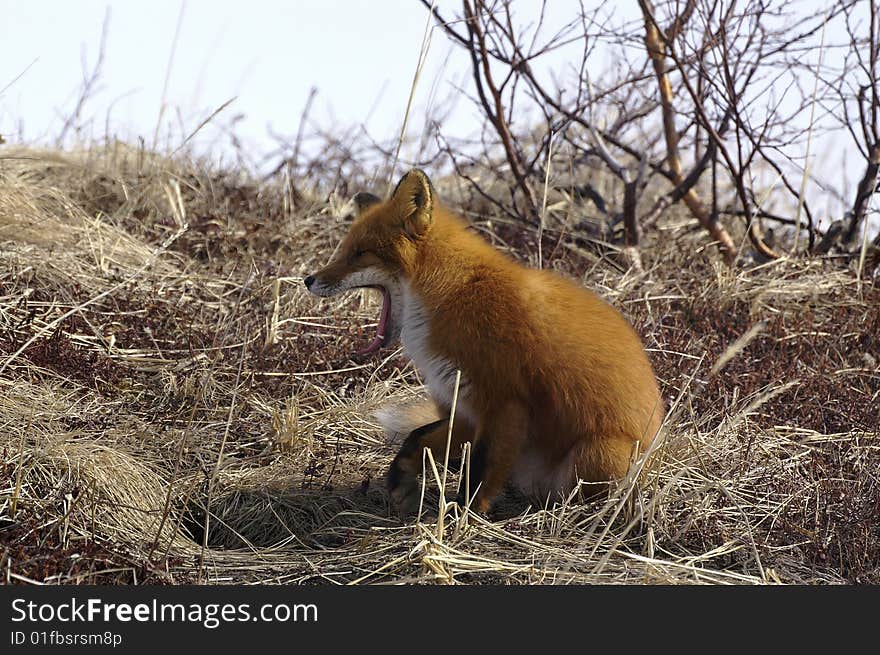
374, 398, 440, 444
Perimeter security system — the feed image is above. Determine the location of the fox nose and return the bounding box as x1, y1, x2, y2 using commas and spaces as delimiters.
304, 274, 315, 290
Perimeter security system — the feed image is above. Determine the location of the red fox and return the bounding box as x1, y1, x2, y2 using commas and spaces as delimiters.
304, 170, 663, 515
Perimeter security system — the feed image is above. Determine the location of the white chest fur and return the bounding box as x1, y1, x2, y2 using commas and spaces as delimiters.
400, 283, 470, 415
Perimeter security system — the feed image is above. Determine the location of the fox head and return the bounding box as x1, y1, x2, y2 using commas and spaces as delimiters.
303, 169, 435, 355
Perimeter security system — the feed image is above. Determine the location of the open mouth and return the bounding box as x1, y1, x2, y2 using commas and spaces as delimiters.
356, 285, 391, 356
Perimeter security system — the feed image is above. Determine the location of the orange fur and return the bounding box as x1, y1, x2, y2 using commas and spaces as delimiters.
305, 170, 664, 514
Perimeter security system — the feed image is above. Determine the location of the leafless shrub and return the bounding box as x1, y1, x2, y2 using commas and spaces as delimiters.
835, 2, 880, 250
420, 0, 879, 266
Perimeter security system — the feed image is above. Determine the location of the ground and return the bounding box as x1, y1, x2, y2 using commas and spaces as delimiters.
0, 145, 877, 584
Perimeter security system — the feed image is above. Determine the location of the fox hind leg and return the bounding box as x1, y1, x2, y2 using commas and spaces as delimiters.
387, 417, 473, 517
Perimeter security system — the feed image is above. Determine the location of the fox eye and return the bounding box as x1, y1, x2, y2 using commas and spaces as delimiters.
355, 249, 368, 258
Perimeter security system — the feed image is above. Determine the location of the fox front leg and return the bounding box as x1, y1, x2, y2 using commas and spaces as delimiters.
459, 403, 528, 514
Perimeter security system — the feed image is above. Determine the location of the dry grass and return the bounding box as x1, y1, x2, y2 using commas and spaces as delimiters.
1, 143, 877, 585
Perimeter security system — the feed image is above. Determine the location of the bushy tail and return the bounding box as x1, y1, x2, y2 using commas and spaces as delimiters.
374, 398, 440, 444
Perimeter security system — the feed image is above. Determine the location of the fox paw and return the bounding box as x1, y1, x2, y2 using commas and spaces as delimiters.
454, 491, 492, 515
387, 450, 423, 518
389, 479, 421, 518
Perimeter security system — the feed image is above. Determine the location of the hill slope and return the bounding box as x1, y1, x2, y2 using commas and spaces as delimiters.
1, 145, 877, 584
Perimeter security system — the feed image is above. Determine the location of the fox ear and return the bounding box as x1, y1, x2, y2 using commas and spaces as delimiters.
391, 169, 434, 238
352, 192, 381, 217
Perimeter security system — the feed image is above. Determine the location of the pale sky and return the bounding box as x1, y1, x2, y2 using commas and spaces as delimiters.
3, 0, 585, 163
2, 1, 459, 159
0, 0, 865, 222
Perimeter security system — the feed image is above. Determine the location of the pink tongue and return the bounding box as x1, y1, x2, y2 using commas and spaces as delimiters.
356, 286, 391, 355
